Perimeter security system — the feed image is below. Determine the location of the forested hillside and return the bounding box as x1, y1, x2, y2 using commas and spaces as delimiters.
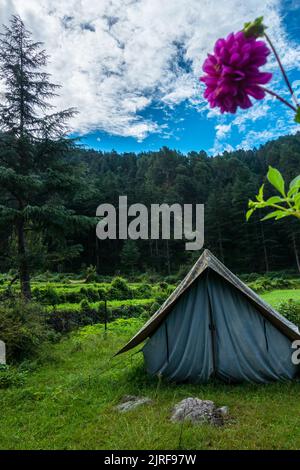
2, 131, 299, 277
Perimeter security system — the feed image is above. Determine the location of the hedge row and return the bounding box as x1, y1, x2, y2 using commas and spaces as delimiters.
0, 277, 161, 304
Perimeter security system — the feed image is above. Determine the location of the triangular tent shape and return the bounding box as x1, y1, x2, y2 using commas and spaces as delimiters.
116, 249, 300, 383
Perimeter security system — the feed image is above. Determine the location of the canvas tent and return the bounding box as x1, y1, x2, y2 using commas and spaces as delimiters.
116, 249, 300, 383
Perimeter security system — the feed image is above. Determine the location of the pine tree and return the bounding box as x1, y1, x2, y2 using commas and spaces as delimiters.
121, 240, 140, 272
0, 16, 92, 299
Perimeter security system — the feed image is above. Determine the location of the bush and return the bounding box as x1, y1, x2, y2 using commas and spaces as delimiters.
46, 301, 103, 333
110, 304, 147, 320
32, 285, 60, 305
108, 277, 132, 300
159, 281, 168, 290
0, 364, 26, 389
248, 277, 275, 293
85, 265, 98, 283
247, 275, 299, 293
0, 301, 51, 363
80, 287, 100, 302
164, 275, 179, 284
277, 300, 300, 328
134, 283, 153, 299
149, 301, 160, 316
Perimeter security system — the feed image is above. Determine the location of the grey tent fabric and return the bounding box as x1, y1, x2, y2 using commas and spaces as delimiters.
116, 249, 300, 384
116, 250, 299, 356
207, 270, 298, 382
142, 270, 298, 383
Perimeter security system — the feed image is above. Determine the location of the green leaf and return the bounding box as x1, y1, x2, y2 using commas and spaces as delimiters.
265, 196, 283, 204
256, 184, 264, 202
261, 210, 289, 221
246, 208, 255, 221
267, 166, 285, 196
243, 17, 266, 38
295, 107, 300, 124
294, 193, 300, 210
288, 185, 300, 197
289, 174, 300, 189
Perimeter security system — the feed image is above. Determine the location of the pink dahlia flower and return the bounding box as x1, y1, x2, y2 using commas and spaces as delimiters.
200, 31, 272, 113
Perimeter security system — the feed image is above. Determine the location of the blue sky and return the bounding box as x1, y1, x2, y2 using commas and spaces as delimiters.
1, 0, 300, 155
79, 0, 300, 155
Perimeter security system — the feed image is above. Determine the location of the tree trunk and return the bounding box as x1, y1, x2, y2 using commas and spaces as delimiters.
260, 220, 269, 273
292, 232, 300, 274
217, 226, 224, 263
17, 218, 31, 300
166, 239, 171, 275
95, 235, 100, 272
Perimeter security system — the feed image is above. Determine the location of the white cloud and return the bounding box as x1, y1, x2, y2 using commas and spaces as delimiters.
0, 0, 299, 140
215, 124, 232, 139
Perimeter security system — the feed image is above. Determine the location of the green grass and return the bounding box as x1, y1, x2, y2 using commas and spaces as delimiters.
261, 289, 300, 306
1, 318, 300, 450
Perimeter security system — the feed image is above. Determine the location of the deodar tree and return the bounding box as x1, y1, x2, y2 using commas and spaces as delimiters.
0, 16, 92, 299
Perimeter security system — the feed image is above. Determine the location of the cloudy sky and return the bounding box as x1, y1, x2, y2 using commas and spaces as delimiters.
0, 0, 300, 154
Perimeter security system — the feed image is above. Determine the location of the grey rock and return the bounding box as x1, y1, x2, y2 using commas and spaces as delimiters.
116, 395, 152, 412
171, 397, 227, 426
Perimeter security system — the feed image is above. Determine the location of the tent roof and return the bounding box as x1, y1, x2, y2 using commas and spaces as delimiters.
116, 249, 300, 355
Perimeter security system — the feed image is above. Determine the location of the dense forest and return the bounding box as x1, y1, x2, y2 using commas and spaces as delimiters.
1, 131, 300, 278
60, 134, 300, 276
0, 16, 299, 290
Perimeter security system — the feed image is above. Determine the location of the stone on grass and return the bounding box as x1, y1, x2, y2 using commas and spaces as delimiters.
116, 395, 152, 412
170, 397, 227, 426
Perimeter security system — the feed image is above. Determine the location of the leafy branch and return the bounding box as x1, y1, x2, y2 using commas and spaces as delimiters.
247, 166, 300, 221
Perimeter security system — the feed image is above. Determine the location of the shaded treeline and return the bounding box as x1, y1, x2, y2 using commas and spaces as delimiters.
54, 133, 300, 275
1, 131, 300, 278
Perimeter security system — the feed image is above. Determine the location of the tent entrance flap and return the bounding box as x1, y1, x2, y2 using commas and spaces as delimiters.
142, 273, 214, 382
206, 269, 217, 378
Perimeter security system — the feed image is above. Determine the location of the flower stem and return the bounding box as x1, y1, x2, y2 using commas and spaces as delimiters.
263, 87, 298, 112
264, 32, 299, 108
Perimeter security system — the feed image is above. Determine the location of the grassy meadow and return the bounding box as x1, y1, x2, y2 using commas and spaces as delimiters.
1, 317, 300, 450
1, 273, 300, 450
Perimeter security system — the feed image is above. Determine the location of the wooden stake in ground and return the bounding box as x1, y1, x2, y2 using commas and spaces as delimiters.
0, 340, 6, 365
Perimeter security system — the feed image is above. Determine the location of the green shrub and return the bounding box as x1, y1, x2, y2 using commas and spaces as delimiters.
108, 277, 132, 300
248, 276, 297, 293
98, 287, 107, 300
149, 301, 160, 316
110, 304, 146, 320
65, 290, 81, 303
248, 277, 275, 293
46, 301, 103, 333
32, 285, 61, 305
0, 364, 27, 389
0, 301, 51, 363
134, 283, 153, 299
46, 308, 78, 333
154, 292, 169, 305
85, 265, 98, 283
164, 275, 179, 284
277, 300, 300, 328
159, 281, 168, 290
85, 287, 101, 302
